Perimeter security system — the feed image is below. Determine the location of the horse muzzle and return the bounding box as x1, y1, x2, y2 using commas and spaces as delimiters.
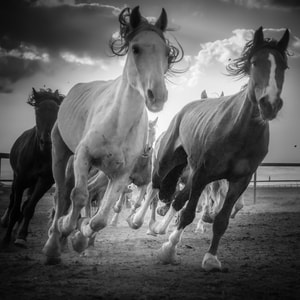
258, 96, 283, 121
145, 88, 167, 113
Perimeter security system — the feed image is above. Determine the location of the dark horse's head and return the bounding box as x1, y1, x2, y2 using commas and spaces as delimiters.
27, 88, 64, 152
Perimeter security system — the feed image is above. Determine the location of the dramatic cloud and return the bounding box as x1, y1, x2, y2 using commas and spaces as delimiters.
186, 28, 299, 86
221, 0, 300, 10
0, 0, 121, 92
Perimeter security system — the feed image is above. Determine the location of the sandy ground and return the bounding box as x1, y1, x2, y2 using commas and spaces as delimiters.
0, 184, 299, 300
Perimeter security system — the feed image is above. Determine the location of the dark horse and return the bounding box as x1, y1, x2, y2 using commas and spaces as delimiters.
132, 27, 290, 271
1, 88, 64, 247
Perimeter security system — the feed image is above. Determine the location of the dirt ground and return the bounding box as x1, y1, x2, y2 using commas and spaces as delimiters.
0, 184, 299, 300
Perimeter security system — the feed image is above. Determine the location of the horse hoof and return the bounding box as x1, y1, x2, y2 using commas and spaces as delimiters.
14, 238, 27, 248
157, 242, 179, 265
44, 255, 61, 265
146, 229, 157, 236
126, 215, 142, 230
71, 231, 89, 253
202, 253, 222, 271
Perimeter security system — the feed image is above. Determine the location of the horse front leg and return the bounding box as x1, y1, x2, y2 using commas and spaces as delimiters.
1, 179, 15, 227
2, 177, 25, 245
202, 176, 251, 271
72, 175, 128, 253
127, 183, 158, 229
57, 144, 90, 237
15, 178, 53, 247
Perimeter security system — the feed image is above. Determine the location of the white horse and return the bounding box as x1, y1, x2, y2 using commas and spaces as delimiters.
43, 6, 182, 264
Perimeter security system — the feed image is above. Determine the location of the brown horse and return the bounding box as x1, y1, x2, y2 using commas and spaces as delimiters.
133, 27, 289, 271
1, 88, 64, 247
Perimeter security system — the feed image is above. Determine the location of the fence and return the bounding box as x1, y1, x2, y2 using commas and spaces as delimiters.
1, 152, 299, 203
0, 153, 10, 182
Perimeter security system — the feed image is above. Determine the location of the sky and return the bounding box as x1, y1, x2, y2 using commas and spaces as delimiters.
0, 0, 300, 163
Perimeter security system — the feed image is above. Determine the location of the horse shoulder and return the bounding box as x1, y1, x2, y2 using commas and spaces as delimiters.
57, 80, 116, 152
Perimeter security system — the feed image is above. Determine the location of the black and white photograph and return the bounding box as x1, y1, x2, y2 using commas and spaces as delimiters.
0, 1, 299, 299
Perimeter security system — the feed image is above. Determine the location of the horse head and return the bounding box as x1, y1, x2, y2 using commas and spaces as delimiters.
29, 88, 64, 152
111, 6, 183, 113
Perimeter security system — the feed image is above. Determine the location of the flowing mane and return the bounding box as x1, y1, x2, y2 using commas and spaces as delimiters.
109, 7, 184, 75
226, 30, 289, 79
27, 88, 64, 107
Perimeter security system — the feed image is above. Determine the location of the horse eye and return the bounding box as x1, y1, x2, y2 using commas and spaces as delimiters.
251, 61, 257, 67
132, 45, 140, 54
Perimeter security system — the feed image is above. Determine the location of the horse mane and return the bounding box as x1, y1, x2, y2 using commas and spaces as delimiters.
27, 88, 65, 107
226, 35, 289, 79
109, 7, 184, 75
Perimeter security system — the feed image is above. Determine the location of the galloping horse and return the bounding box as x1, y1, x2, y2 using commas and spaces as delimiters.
132, 27, 289, 270
1, 88, 64, 247
43, 6, 182, 264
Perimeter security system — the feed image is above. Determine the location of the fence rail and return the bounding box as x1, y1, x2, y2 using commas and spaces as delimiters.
1, 153, 299, 203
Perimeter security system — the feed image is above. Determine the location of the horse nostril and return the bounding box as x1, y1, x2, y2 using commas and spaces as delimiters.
147, 89, 154, 101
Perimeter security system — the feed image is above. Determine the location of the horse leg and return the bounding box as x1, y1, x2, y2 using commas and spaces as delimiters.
157, 170, 205, 264
2, 176, 25, 244
202, 176, 251, 271
75, 176, 128, 248
110, 192, 126, 227
15, 178, 53, 247
127, 183, 158, 229
146, 194, 158, 236
43, 124, 72, 264
151, 180, 191, 235
129, 185, 147, 215
1, 179, 15, 227
231, 195, 244, 218
57, 143, 90, 237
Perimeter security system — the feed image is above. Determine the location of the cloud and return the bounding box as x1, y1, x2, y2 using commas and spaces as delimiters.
0, 0, 122, 92
0, 56, 43, 93
186, 28, 298, 86
221, 0, 300, 10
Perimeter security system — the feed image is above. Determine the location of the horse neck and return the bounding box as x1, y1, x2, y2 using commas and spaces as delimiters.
111, 72, 148, 141
230, 86, 267, 134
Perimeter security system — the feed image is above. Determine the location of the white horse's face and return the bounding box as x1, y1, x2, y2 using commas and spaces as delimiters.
249, 29, 289, 120
126, 30, 169, 112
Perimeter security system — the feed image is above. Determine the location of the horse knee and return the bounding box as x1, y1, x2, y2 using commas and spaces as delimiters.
71, 187, 88, 207
178, 208, 195, 229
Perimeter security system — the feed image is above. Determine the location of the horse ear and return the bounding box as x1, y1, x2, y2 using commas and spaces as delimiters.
201, 90, 207, 99
220, 91, 224, 97
130, 6, 142, 29
277, 29, 290, 52
253, 26, 264, 47
54, 89, 59, 96
32, 87, 37, 96
155, 8, 168, 32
